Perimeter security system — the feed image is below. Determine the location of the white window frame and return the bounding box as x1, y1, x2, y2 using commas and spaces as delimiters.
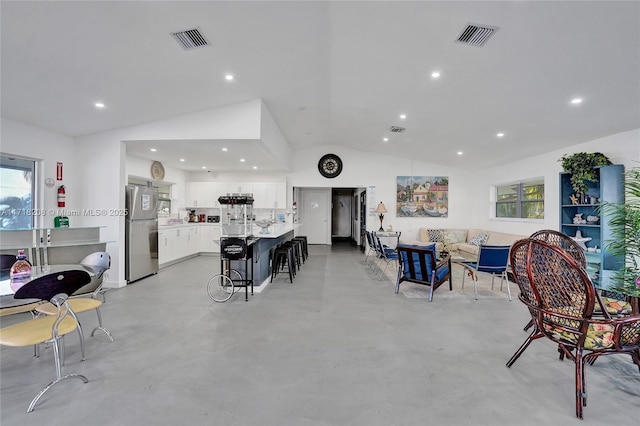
491, 177, 545, 223
0, 155, 37, 229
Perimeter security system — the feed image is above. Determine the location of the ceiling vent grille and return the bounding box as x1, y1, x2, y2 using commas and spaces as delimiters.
389, 126, 406, 133
455, 23, 499, 47
171, 28, 210, 50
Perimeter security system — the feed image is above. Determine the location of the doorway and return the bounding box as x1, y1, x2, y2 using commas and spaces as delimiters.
297, 188, 331, 244
295, 187, 366, 246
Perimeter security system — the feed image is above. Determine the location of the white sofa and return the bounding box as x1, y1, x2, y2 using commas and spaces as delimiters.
402, 228, 527, 257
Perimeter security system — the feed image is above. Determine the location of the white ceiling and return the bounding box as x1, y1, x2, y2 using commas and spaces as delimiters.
2, 1, 639, 173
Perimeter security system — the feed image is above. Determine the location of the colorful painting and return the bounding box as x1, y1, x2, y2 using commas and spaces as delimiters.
397, 176, 449, 217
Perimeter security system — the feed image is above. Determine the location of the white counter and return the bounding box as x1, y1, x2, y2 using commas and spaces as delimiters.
159, 222, 219, 229
251, 223, 296, 239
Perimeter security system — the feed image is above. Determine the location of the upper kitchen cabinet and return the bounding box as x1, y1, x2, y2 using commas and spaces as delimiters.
226, 182, 253, 195
185, 182, 226, 207
186, 181, 286, 209
253, 183, 286, 209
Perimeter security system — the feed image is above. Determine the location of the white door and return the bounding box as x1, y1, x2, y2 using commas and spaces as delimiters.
299, 188, 330, 244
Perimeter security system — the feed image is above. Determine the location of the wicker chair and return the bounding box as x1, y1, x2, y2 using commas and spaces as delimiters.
530, 230, 632, 318
506, 238, 640, 419
395, 244, 451, 302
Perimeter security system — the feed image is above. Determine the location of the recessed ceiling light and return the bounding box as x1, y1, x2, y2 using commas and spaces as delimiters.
457, 151, 464, 156
383, 137, 389, 142
431, 71, 440, 78
201, 166, 207, 169
253, 166, 258, 170
497, 132, 505, 138
179, 158, 185, 162
399, 114, 407, 120
240, 158, 246, 162
94, 102, 105, 108
221, 147, 228, 152
150, 148, 157, 152
571, 98, 583, 104
225, 74, 234, 81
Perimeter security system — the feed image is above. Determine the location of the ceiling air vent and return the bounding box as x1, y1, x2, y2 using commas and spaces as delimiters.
389, 126, 406, 133
455, 23, 499, 47
171, 27, 210, 50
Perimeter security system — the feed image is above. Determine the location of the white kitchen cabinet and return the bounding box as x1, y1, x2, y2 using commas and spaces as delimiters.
199, 183, 226, 207
267, 182, 287, 209
226, 182, 253, 195
158, 229, 178, 265
185, 226, 199, 256
186, 181, 284, 208
252, 183, 267, 208
186, 182, 227, 207
174, 226, 199, 257
199, 225, 220, 253
185, 182, 205, 207
175, 228, 188, 259
251, 182, 286, 209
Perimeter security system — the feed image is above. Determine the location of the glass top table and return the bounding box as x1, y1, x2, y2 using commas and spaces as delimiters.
0, 264, 95, 309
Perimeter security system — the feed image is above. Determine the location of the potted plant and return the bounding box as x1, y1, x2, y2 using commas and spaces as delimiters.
559, 152, 612, 195
601, 166, 640, 310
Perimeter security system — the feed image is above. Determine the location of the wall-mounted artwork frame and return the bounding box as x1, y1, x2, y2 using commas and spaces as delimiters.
396, 176, 449, 217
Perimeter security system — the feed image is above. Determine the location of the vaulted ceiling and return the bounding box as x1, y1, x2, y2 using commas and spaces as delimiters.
2, 1, 639, 172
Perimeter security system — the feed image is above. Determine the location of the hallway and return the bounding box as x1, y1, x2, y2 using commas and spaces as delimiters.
1, 244, 638, 425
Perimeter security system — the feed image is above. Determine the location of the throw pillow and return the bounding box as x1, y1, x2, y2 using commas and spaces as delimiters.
469, 233, 488, 246
444, 230, 467, 244
427, 229, 444, 243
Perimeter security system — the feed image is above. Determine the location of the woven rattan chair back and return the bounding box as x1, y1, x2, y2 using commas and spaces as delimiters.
530, 229, 586, 268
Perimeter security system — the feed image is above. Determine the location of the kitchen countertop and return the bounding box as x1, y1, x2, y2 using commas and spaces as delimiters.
159, 222, 220, 228
251, 223, 296, 238
158, 222, 297, 238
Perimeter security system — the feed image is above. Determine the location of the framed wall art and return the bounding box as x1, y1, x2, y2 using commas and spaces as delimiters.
396, 176, 449, 217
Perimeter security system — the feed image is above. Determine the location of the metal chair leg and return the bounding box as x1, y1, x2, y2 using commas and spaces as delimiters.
26, 337, 88, 413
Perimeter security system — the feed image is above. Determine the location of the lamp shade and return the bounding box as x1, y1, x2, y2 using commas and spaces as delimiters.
375, 202, 387, 214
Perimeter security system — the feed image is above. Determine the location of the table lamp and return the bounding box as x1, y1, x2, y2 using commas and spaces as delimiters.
375, 202, 388, 232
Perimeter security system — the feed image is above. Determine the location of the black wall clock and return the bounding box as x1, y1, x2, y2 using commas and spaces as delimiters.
318, 154, 343, 178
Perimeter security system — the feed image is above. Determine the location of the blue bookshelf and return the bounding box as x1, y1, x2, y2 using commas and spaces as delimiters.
559, 164, 624, 289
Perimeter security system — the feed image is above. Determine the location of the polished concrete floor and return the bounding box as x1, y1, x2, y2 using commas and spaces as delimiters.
1, 242, 639, 426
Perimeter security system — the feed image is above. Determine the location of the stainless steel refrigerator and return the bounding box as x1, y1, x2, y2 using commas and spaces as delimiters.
125, 185, 159, 282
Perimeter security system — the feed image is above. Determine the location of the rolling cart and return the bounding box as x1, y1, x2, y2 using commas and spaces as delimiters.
207, 194, 255, 303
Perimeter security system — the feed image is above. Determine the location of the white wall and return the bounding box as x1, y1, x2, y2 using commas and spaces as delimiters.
287, 145, 473, 240
127, 155, 189, 212
1, 118, 77, 228
471, 128, 640, 236
259, 101, 293, 171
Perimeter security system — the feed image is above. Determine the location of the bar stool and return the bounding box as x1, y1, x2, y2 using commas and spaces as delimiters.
271, 244, 295, 283
292, 236, 308, 262
283, 240, 303, 271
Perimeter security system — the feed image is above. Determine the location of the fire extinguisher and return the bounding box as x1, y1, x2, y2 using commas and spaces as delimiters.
57, 185, 66, 208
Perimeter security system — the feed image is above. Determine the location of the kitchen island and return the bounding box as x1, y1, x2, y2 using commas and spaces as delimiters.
235, 223, 296, 291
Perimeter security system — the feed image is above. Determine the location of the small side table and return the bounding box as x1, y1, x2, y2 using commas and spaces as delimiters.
375, 231, 401, 249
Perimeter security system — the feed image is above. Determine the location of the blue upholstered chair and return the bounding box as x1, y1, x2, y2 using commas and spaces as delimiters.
372, 233, 398, 280
395, 244, 451, 302
461, 245, 511, 300
364, 230, 377, 266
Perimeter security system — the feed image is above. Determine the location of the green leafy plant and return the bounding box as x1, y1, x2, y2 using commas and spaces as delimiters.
601, 166, 640, 298
559, 152, 612, 194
